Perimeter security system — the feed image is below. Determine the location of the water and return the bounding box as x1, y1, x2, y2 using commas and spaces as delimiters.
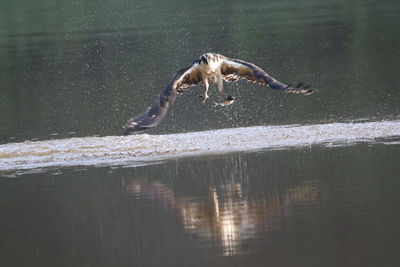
0, 120, 399, 175
1, 144, 400, 266
1, 0, 400, 266
1, 0, 399, 142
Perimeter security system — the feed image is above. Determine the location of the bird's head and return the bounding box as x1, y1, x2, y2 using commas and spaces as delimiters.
200, 54, 209, 65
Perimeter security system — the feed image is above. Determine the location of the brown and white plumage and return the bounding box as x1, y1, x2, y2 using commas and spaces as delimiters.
124, 53, 316, 134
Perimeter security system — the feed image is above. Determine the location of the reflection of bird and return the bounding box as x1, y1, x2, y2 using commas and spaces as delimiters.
124, 53, 316, 134
126, 180, 321, 256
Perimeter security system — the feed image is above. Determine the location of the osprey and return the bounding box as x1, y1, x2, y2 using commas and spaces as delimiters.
124, 53, 316, 134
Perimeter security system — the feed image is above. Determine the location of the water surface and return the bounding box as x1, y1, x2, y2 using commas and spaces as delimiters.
0, 120, 399, 175
1, 143, 400, 267
1, 0, 400, 266
1, 0, 399, 142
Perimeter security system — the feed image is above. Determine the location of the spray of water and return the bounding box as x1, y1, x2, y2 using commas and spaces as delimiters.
0, 120, 399, 173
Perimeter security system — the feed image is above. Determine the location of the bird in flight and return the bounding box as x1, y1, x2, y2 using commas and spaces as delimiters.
124, 53, 316, 134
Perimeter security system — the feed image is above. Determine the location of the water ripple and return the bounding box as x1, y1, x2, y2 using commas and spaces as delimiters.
0, 120, 399, 173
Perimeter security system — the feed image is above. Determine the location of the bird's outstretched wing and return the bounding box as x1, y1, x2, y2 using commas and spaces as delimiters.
124, 61, 203, 134
220, 58, 316, 95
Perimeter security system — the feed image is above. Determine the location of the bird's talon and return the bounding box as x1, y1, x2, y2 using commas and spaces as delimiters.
199, 94, 209, 103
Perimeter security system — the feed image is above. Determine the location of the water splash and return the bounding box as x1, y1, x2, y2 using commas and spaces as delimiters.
0, 120, 399, 173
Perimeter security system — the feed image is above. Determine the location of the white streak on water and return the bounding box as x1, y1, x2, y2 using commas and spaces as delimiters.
0, 121, 399, 173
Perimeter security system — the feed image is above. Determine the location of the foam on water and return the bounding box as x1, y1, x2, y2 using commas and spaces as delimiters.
0, 120, 399, 174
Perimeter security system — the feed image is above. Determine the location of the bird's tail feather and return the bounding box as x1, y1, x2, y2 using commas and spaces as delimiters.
124, 87, 177, 135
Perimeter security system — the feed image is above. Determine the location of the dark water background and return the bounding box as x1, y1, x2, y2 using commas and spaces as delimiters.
1, 145, 400, 267
1, 0, 399, 142
1, 0, 400, 266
